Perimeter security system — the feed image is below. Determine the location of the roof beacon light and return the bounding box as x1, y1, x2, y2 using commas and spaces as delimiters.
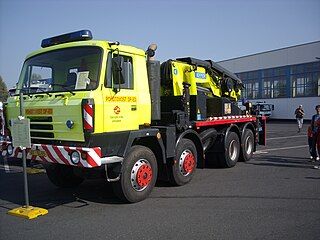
41, 30, 93, 48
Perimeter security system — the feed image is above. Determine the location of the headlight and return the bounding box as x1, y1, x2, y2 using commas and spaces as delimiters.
7, 144, 13, 155
70, 151, 80, 164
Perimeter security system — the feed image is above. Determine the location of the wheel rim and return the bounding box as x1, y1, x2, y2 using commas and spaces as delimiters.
179, 150, 196, 176
229, 140, 238, 161
245, 136, 253, 155
131, 159, 153, 191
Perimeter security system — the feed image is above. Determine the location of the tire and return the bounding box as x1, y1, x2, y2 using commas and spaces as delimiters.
200, 128, 217, 153
239, 129, 254, 162
112, 145, 157, 203
43, 163, 84, 188
169, 139, 197, 186
204, 152, 220, 168
218, 131, 240, 168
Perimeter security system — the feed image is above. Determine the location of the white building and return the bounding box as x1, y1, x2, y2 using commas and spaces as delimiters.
219, 41, 320, 120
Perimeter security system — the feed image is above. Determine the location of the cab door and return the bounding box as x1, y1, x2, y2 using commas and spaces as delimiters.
103, 51, 138, 133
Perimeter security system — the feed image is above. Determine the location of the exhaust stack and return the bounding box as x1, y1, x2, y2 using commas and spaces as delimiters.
146, 44, 161, 121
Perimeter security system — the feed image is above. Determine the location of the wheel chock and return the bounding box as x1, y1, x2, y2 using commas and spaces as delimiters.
7, 206, 48, 219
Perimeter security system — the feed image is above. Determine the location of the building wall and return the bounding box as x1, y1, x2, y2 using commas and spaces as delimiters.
219, 41, 320, 73
218, 41, 320, 120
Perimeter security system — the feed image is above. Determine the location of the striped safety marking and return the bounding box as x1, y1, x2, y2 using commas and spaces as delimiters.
0, 111, 4, 136
195, 115, 256, 127
83, 104, 93, 130
0, 141, 102, 168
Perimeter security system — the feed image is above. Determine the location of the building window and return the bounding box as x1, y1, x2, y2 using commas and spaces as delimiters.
273, 77, 287, 98
262, 77, 287, 98
239, 70, 260, 99
291, 74, 316, 97
314, 72, 320, 96
244, 81, 259, 99
263, 80, 272, 98
237, 61, 319, 99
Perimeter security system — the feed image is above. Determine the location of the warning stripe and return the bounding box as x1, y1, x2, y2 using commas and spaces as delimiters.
1, 141, 102, 168
83, 104, 93, 116
86, 152, 99, 167
93, 147, 101, 157
52, 146, 70, 165
42, 145, 58, 164
46, 146, 64, 164
39, 156, 48, 163
83, 104, 93, 129
83, 120, 92, 130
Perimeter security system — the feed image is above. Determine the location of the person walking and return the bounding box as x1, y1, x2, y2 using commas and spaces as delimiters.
310, 105, 320, 168
307, 125, 314, 161
294, 105, 305, 133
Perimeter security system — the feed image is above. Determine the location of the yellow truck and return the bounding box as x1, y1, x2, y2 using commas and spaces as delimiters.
1, 30, 266, 202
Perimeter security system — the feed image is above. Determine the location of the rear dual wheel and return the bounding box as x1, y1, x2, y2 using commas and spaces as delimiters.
218, 132, 240, 168
240, 129, 254, 162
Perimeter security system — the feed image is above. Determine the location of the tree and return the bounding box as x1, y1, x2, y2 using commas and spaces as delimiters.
0, 75, 9, 102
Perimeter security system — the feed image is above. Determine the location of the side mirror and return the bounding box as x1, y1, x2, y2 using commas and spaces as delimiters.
112, 56, 124, 72
112, 56, 125, 92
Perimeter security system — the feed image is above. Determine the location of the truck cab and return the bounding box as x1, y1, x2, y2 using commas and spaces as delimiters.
5, 32, 151, 145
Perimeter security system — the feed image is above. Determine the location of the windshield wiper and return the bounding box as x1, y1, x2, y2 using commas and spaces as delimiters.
34, 87, 52, 97
19, 88, 52, 97
49, 83, 75, 95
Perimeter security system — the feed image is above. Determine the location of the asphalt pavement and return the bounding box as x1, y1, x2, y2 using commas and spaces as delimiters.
0, 121, 319, 240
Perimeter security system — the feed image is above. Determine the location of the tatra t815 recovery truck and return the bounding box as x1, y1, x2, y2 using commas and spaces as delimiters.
0, 30, 266, 203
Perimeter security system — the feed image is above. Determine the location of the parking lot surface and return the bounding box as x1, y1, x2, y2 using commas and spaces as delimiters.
0, 121, 319, 240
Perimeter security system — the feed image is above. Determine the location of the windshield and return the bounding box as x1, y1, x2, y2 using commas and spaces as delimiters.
17, 47, 102, 94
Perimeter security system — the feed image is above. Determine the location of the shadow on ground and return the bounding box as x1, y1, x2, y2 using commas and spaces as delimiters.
248, 154, 317, 169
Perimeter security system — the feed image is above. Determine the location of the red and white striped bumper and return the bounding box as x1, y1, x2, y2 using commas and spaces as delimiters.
0, 141, 122, 168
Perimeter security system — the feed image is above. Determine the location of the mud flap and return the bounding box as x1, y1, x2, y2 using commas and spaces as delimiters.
257, 116, 266, 145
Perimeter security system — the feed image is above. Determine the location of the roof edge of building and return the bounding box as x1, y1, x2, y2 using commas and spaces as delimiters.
218, 40, 320, 63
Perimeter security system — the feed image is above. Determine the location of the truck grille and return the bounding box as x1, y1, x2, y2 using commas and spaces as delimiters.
28, 116, 54, 139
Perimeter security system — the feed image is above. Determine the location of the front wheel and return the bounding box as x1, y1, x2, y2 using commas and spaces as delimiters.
43, 163, 84, 188
112, 145, 157, 203
218, 132, 240, 168
169, 139, 197, 186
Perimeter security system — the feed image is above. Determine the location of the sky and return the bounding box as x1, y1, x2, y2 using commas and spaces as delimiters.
0, 0, 319, 89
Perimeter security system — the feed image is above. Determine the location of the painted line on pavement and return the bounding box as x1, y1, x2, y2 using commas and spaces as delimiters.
267, 135, 307, 140
255, 144, 308, 154
3, 156, 11, 173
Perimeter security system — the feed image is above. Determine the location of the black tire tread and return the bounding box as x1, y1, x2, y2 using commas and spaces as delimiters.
112, 145, 157, 203
168, 139, 197, 186
44, 164, 84, 188
218, 131, 240, 168
239, 129, 254, 162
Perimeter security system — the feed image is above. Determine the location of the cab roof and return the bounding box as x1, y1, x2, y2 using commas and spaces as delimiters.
26, 40, 146, 60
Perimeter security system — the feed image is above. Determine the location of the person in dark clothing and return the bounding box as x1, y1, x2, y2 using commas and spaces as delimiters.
310, 105, 320, 168
307, 126, 313, 161
294, 105, 305, 133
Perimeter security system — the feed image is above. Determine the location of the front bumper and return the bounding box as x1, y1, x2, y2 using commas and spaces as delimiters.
0, 140, 123, 168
